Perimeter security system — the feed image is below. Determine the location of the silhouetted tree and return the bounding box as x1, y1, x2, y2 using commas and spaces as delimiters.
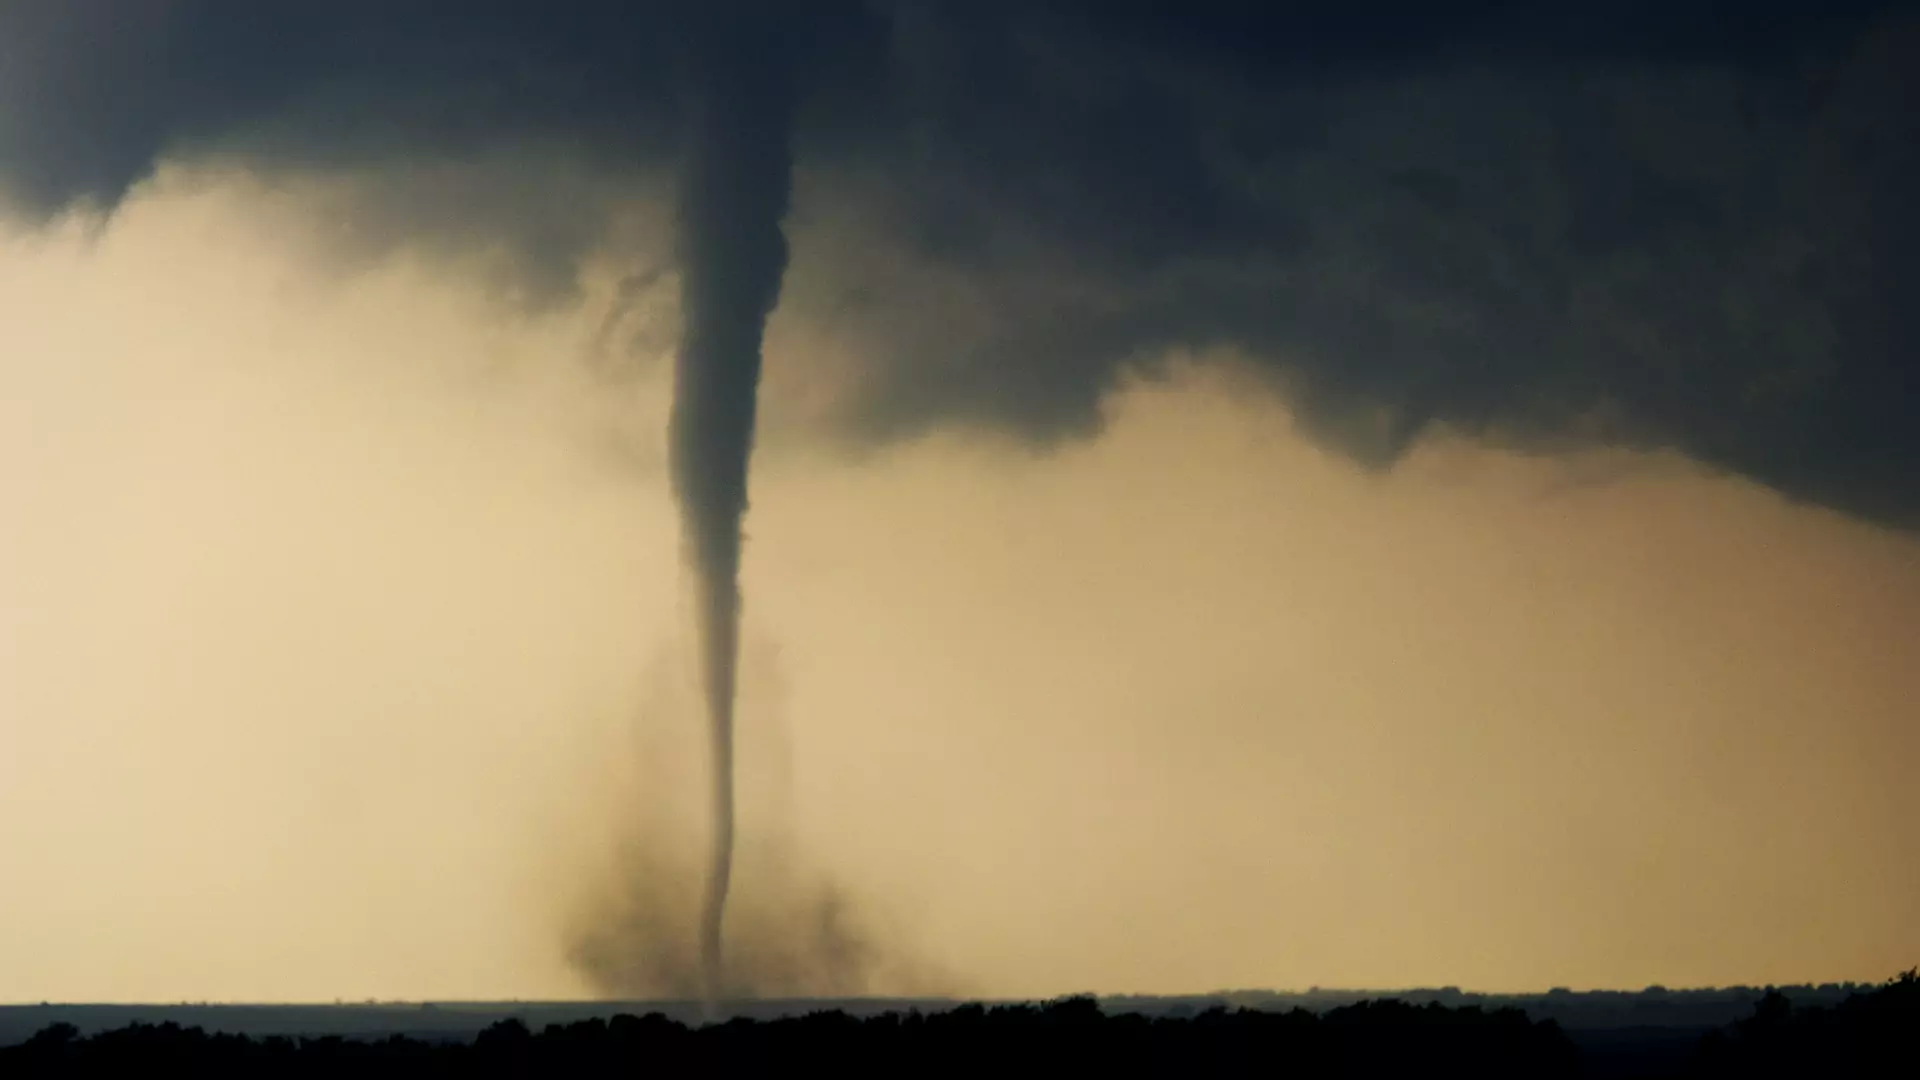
10, 972, 1917, 1077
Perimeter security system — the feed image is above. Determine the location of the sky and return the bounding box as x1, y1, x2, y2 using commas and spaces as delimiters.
1, 1, 1917, 1003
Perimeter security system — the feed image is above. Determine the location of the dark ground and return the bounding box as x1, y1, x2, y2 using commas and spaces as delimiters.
5, 973, 1915, 1075
0, 981, 1871, 1045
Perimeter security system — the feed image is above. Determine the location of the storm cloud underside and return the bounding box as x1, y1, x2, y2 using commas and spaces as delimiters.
3, 0, 1915, 526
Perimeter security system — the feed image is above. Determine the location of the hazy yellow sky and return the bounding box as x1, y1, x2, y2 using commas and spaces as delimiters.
1, 169, 1915, 1003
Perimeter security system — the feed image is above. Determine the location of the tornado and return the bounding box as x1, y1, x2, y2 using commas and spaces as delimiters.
667, 13, 795, 1011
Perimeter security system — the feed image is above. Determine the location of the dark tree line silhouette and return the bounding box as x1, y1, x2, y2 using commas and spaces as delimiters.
1688, 968, 1917, 1079
3, 970, 1912, 1077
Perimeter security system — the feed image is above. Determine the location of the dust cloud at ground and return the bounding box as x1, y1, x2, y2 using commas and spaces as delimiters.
560, 629, 954, 1001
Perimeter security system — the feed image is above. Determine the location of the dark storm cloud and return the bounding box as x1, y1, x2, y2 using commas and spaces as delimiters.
3, 0, 1916, 523
816, 0, 1920, 524
0, 0, 880, 302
